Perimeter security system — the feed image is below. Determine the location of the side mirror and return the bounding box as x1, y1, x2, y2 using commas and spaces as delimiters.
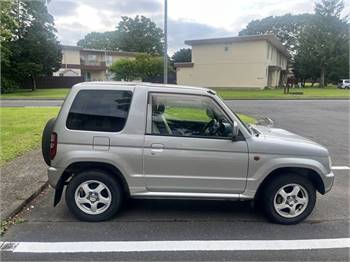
232, 121, 240, 141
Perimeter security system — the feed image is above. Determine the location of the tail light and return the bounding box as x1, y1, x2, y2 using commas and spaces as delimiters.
50, 132, 57, 160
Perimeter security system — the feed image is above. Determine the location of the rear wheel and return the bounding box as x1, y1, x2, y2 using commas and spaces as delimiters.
65, 170, 122, 222
262, 174, 316, 224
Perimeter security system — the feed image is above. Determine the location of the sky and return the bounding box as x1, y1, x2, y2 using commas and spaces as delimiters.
47, 0, 350, 54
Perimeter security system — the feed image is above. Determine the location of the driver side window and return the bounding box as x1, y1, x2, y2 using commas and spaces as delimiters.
149, 93, 233, 138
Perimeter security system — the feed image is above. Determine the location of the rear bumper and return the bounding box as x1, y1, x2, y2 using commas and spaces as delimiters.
322, 171, 334, 194
48, 167, 64, 188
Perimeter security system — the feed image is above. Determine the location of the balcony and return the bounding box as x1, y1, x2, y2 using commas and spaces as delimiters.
80, 60, 106, 71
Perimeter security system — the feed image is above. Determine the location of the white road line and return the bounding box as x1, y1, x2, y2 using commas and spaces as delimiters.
1, 238, 350, 253
332, 166, 350, 170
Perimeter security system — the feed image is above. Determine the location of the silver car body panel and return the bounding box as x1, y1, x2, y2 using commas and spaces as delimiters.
48, 81, 334, 200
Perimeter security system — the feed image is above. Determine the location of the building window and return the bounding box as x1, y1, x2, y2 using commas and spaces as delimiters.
267, 45, 270, 59
106, 55, 113, 66
87, 54, 97, 62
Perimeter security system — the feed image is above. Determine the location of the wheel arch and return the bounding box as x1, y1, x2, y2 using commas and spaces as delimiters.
54, 161, 130, 206
254, 166, 325, 201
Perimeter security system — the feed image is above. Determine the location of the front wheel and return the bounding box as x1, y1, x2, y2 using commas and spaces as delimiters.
262, 174, 316, 224
65, 170, 123, 222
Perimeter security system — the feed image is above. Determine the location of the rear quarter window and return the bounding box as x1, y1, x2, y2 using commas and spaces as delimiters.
66, 90, 132, 132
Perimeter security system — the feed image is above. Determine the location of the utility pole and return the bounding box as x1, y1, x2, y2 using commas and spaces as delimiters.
163, 0, 168, 84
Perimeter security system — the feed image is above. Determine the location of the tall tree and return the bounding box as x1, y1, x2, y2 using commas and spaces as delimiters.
78, 16, 164, 54
294, 0, 348, 87
117, 16, 163, 54
239, 13, 313, 56
77, 31, 119, 50
2, 0, 61, 91
0, 0, 18, 92
171, 48, 192, 63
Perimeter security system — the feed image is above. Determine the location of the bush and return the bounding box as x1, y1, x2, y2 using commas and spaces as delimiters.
0, 78, 18, 94
109, 54, 164, 82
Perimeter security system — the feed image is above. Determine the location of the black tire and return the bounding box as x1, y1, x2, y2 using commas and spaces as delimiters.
65, 170, 123, 222
41, 118, 56, 166
262, 174, 316, 225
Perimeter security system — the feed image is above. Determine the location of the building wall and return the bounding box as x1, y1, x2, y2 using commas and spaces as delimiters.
61, 49, 80, 65
177, 40, 288, 89
89, 70, 106, 81
266, 42, 288, 70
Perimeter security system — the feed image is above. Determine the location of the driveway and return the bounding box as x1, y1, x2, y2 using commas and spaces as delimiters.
1, 99, 349, 261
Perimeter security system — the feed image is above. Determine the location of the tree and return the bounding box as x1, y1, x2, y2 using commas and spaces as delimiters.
77, 31, 119, 50
1, 0, 61, 92
109, 59, 136, 81
239, 13, 313, 56
77, 16, 164, 54
294, 0, 349, 87
134, 54, 163, 81
109, 54, 164, 82
117, 16, 163, 54
171, 48, 192, 63
0, 0, 18, 92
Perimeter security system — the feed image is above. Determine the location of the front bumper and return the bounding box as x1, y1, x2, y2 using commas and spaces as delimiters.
323, 171, 334, 194
48, 166, 64, 188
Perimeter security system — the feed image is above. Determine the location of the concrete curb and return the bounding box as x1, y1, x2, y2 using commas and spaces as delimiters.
1, 182, 49, 221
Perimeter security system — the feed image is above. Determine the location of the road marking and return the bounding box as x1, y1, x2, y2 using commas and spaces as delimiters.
1, 238, 350, 253
332, 166, 350, 170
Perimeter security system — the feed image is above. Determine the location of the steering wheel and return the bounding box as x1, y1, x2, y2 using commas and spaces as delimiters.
201, 119, 221, 136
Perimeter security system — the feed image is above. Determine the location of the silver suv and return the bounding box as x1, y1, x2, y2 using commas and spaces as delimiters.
42, 82, 334, 224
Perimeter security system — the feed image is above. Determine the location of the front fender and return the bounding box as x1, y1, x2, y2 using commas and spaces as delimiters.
243, 156, 330, 198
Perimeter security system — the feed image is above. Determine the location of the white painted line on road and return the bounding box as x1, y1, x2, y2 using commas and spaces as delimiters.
332, 166, 350, 170
1, 238, 350, 253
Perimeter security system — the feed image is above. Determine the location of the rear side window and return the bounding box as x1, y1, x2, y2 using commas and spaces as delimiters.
66, 90, 132, 132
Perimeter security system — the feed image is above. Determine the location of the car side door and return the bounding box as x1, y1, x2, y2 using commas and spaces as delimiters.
143, 92, 249, 194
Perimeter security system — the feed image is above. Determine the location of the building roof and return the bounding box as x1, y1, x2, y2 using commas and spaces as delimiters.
61, 45, 141, 57
185, 34, 289, 57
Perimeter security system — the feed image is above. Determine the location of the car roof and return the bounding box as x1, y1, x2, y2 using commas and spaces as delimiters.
73, 81, 216, 95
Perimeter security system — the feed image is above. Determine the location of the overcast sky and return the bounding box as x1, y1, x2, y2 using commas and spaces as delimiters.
48, 0, 350, 54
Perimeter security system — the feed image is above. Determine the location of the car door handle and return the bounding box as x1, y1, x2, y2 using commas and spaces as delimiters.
151, 143, 164, 154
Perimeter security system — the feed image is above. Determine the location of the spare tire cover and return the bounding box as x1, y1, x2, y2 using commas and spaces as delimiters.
42, 118, 56, 166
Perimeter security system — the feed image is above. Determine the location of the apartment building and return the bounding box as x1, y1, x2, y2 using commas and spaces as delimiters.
54, 45, 139, 81
175, 34, 289, 89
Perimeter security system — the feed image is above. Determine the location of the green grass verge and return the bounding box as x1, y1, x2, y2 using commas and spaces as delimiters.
1, 88, 69, 98
216, 86, 349, 100
165, 107, 255, 124
0, 107, 59, 166
1, 85, 349, 100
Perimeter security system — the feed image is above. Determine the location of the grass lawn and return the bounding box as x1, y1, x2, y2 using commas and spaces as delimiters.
216, 86, 350, 100
1, 86, 349, 99
165, 107, 256, 124
1, 88, 69, 99
0, 107, 59, 166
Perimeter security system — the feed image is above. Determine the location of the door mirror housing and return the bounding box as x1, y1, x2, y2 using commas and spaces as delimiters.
232, 121, 240, 141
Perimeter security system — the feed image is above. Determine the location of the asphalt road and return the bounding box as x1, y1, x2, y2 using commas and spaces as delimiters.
1, 99, 349, 261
